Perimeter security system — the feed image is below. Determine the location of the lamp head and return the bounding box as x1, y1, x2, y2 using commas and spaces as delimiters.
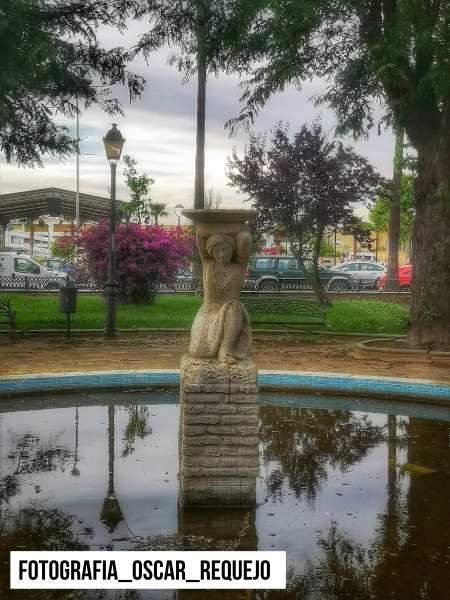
103, 123, 125, 163
174, 204, 184, 219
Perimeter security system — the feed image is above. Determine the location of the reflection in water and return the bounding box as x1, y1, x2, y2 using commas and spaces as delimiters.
100, 404, 124, 533
71, 407, 80, 477
0, 506, 88, 599
0, 393, 449, 600
260, 406, 385, 503
122, 405, 152, 458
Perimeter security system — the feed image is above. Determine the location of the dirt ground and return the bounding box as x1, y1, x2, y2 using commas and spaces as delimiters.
1, 331, 449, 383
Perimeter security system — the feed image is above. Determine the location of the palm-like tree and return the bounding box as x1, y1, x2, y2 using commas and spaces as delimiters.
149, 202, 169, 226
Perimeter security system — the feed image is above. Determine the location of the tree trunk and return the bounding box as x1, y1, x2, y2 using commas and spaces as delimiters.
192, 7, 207, 286
311, 226, 328, 303
194, 53, 206, 212
293, 234, 328, 304
386, 127, 404, 290
408, 142, 450, 349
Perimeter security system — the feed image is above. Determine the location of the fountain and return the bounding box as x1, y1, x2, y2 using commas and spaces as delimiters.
179, 209, 258, 506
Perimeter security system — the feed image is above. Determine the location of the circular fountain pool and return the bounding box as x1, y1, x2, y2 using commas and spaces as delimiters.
1, 390, 449, 599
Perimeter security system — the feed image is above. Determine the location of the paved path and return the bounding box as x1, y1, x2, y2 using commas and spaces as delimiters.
1, 332, 449, 384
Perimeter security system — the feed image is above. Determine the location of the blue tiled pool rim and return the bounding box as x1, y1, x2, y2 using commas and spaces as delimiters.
0, 369, 449, 404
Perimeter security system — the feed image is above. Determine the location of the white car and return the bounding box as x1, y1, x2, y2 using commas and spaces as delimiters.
330, 260, 386, 288
0, 252, 68, 289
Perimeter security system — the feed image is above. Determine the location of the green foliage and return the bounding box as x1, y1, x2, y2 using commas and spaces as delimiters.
122, 155, 154, 224
135, 0, 251, 79
227, 1, 450, 151
228, 121, 382, 261
149, 202, 169, 226
0, 0, 145, 166
369, 175, 415, 243
51, 237, 74, 259
345, 216, 375, 250
122, 155, 169, 225
320, 239, 338, 258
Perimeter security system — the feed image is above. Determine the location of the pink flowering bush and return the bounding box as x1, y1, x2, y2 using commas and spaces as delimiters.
77, 221, 193, 304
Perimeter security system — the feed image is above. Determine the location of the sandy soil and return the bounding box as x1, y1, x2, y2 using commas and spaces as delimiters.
1, 331, 449, 383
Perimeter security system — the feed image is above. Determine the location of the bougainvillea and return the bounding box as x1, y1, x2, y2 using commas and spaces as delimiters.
77, 221, 193, 304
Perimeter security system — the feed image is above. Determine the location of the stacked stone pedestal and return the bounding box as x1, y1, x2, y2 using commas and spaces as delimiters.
180, 355, 258, 507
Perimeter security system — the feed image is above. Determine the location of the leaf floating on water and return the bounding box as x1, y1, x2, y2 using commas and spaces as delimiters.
399, 463, 437, 476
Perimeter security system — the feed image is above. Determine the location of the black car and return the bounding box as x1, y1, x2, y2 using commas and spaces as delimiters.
246, 255, 351, 291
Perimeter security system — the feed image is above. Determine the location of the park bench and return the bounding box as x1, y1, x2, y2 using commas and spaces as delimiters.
241, 295, 327, 330
0, 298, 16, 339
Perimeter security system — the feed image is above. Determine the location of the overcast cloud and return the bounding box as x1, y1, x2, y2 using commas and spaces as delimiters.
0, 19, 394, 224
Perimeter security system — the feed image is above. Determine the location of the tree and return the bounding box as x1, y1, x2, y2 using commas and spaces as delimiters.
370, 175, 415, 247
149, 202, 169, 225
122, 155, 154, 224
0, 0, 145, 166
136, 0, 207, 281
136, 3, 208, 198
226, 0, 450, 348
344, 216, 375, 259
77, 221, 192, 303
52, 235, 75, 259
387, 127, 405, 288
135, 1, 250, 280
227, 122, 383, 299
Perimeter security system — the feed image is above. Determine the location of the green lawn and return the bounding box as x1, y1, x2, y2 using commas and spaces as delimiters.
2, 294, 409, 335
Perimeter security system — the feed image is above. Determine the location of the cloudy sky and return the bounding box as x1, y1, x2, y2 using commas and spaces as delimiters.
0, 19, 395, 225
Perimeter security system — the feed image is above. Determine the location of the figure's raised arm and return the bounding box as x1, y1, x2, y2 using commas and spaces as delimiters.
235, 229, 252, 264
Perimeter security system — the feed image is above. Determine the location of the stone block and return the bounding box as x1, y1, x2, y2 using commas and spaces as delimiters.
218, 414, 258, 426
184, 404, 257, 415
179, 355, 258, 507
184, 456, 258, 468
183, 414, 220, 426
183, 446, 258, 457
187, 435, 258, 447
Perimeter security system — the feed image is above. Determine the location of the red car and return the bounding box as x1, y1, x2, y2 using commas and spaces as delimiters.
378, 264, 412, 290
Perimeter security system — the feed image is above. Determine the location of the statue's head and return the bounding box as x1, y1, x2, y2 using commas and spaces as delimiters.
206, 234, 235, 264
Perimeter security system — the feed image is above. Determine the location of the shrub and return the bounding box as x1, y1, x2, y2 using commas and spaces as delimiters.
77, 221, 192, 304
52, 235, 75, 259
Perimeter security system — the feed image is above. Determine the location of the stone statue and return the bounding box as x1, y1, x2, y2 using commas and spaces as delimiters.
179, 210, 258, 507
183, 210, 254, 364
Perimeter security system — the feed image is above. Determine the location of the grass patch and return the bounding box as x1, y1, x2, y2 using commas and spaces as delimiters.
326, 300, 408, 335
1, 294, 409, 335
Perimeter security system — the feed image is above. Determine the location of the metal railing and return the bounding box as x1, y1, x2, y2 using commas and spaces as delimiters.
245, 278, 410, 293
0, 276, 410, 295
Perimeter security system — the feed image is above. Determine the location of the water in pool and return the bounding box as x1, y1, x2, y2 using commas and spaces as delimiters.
1, 390, 449, 599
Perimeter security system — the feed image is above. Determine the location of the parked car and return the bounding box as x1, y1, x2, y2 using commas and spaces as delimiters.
246, 255, 352, 291
330, 260, 386, 288
175, 266, 193, 280
0, 252, 68, 289
39, 257, 75, 278
378, 264, 412, 290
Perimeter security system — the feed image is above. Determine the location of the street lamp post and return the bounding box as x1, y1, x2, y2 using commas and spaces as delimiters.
103, 124, 125, 338
174, 204, 184, 228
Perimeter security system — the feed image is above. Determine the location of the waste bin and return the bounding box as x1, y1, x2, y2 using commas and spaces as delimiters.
59, 283, 78, 313
59, 278, 77, 338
